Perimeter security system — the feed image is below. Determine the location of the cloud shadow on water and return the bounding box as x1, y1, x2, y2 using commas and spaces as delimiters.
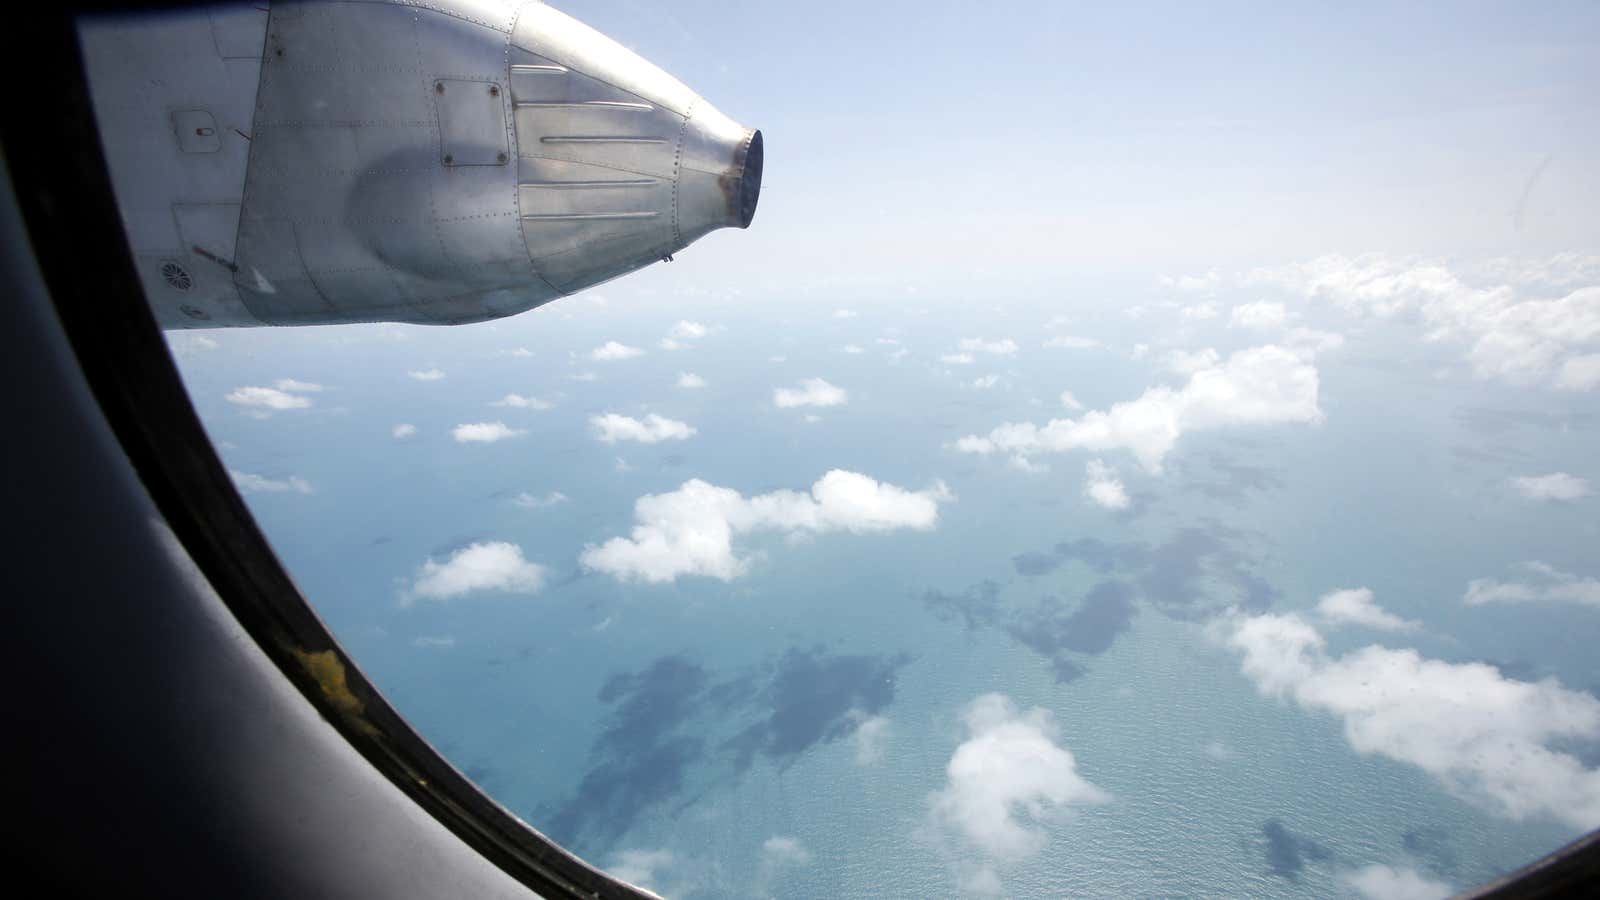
547, 647, 910, 855
724, 647, 911, 771
1260, 819, 1331, 881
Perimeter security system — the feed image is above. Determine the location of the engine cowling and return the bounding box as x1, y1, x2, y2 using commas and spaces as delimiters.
80, 0, 762, 328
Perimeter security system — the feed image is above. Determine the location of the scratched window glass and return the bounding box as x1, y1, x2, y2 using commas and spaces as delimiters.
88, 1, 1600, 897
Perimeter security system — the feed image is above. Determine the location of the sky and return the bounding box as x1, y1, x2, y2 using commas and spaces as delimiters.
156, 2, 1600, 898
558, 0, 1600, 291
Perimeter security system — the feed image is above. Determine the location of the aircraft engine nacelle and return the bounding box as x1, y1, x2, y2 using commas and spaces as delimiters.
80, 0, 763, 327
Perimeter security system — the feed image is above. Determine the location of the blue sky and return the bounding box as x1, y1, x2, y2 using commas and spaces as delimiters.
562, 0, 1599, 292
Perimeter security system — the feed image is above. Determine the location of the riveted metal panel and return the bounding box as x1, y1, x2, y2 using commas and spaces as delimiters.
436, 79, 509, 166
234, 0, 553, 325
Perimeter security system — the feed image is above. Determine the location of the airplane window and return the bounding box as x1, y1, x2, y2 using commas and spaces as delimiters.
81, 1, 1598, 896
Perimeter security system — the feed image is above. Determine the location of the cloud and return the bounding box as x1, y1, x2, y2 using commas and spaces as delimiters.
581, 471, 951, 583
842, 344, 865, 354
406, 541, 547, 602
1083, 459, 1129, 510
940, 353, 977, 365
971, 374, 1000, 389
592, 341, 644, 361
513, 491, 568, 510
667, 320, 707, 340
392, 423, 417, 439
1315, 588, 1419, 632
452, 422, 526, 443
1464, 561, 1600, 609
853, 715, 890, 765
1163, 347, 1222, 376
498, 347, 533, 358
958, 337, 1019, 356
568, 371, 598, 382
224, 386, 311, 410
762, 836, 811, 866
927, 694, 1109, 893
492, 393, 553, 410
1231, 302, 1289, 330
412, 635, 456, 649
956, 344, 1323, 473
1222, 611, 1600, 828
833, 308, 858, 319
1181, 301, 1220, 320
660, 320, 710, 350
229, 470, 312, 494
1043, 335, 1099, 349
1161, 270, 1220, 294
1343, 864, 1453, 900
1557, 354, 1600, 391
273, 378, 323, 393
774, 378, 848, 408
591, 413, 696, 444
677, 373, 707, 389
607, 849, 673, 892
408, 368, 446, 381
1059, 390, 1083, 410
1248, 254, 1600, 391
1509, 472, 1591, 501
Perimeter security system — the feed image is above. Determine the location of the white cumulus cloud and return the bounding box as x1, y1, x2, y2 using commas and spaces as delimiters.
668, 320, 708, 340
405, 542, 546, 602
392, 423, 417, 439
927, 694, 1110, 895
1059, 390, 1084, 410
1557, 354, 1600, 391
1343, 864, 1453, 900
853, 714, 890, 765
1222, 611, 1600, 828
762, 836, 811, 866
273, 378, 323, 393
591, 341, 644, 361
959, 337, 1019, 355
452, 421, 526, 443
493, 393, 553, 410
1043, 335, 1099, 349
230, 470, 312, 494
1509, 472, 1590, 502
956, 344, 1323, 473
408, 368, 446, 381
581, 471, 951, 583
225, 386, 311, 410
971, 374, 1000, 389
1249, 254, 1600, 391
774, 378, 848, 408
1230, 301, 1289, 330
940, 352, 977, 365
1464, 561, 1600, 609
1315, 588, 1420, 632
513, 491, 568, 510
591, 413, 696, 444
607, 849, 672, 892
1083, 459, 1129, 509
677, 372, 707, 389
1163, 347, 1222, 376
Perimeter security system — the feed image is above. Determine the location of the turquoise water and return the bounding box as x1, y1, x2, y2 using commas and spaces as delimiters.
173, 281, 1597, 898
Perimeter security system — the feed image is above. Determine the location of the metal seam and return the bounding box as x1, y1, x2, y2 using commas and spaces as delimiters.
506, 0, 562, 297
670, 98, 695, 248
